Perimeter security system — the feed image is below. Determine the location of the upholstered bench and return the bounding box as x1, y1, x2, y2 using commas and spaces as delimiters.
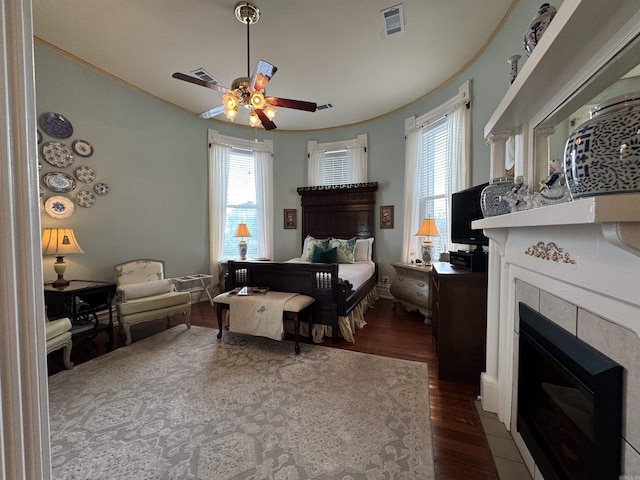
212, 291, 315, 354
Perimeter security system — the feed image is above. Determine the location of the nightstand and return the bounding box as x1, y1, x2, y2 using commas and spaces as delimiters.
390, 262, 431, 322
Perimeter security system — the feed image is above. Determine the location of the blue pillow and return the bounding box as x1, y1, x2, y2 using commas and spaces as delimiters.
311, 246, 338, 263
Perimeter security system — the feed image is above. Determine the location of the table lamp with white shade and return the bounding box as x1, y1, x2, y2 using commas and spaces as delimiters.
233, 223, 252, 260
41, 228, 84, 287
415, 218, 439, 266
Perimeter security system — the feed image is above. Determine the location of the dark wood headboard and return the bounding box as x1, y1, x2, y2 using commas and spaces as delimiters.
297, 182, 378, 247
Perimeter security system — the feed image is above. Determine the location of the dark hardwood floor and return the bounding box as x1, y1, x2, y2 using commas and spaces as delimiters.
48, 297, 498, 479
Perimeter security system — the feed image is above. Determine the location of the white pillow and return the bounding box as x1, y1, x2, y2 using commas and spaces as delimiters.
118, 279, 173, 301
354, 237, 374, 262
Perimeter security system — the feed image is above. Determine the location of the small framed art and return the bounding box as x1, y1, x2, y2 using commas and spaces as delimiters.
380, 205, 394, 229
284, 209, 297, 229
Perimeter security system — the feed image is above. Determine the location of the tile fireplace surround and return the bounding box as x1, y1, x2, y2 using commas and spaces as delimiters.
474, 194, 640, 478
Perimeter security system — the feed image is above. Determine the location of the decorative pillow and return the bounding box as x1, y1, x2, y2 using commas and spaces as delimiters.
329, 237, 357, 264
301, 235, 330, 261
118, 279, 173, 301
354, 237, 374, 262
311, 246, 338, 263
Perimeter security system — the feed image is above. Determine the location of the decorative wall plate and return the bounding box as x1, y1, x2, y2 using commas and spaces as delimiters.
44, 195, 74, 219
39, 112, 73, 139
43, 171, 76, 193
42, 141, 75, 168
72, 139, 94, 157
75, 165, 96, 183
94, 182, 110, 196
76, 190, 96, 207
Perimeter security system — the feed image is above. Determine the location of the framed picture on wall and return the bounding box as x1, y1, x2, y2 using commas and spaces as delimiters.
380, 205, 394, 229
284, 209, 297, 229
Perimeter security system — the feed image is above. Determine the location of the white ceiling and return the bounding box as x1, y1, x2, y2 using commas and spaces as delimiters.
33, 0, 515, 131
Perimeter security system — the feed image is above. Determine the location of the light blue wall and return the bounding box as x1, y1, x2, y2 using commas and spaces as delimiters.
35, 0, 540, 284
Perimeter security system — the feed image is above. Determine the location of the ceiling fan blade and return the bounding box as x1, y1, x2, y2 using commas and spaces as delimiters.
198, 105, 226, 119
249, 60, 278, 92
255, 109, 277, 130
172, 72, 230, 94
266, 96, 317, 112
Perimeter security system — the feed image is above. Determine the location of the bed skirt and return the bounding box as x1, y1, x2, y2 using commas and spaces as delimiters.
284, 288, 379, 343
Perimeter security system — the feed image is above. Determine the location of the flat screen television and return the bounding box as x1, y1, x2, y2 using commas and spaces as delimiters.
450, 182, 489, 251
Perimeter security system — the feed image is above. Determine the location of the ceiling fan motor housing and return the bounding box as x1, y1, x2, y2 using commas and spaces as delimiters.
234, 2, 260, 25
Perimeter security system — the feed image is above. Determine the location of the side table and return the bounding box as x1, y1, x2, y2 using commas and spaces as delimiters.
44, 280, 117, 349
390, 262, 431, 322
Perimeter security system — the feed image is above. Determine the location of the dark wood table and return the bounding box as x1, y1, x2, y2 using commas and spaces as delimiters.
44, 280, 117, 349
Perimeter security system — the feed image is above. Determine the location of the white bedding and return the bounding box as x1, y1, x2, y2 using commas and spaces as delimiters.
285, 258, 375, 291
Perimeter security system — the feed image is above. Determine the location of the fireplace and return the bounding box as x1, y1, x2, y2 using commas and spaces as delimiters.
517, 302, 623, 480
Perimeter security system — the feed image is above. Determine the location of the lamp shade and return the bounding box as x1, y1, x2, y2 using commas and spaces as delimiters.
233, 223, 252, 238
415, 218, 440, 238
42, 228, 84, 256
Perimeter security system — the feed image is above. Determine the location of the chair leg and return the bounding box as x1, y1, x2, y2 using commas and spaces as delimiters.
62, 339, 74, 369
123, 324, 133, 346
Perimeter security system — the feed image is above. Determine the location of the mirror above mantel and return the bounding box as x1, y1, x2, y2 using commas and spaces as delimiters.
532, 33, 640, 190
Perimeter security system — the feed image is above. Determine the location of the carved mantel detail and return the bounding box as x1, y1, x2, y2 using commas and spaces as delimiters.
524, 241, 577, 264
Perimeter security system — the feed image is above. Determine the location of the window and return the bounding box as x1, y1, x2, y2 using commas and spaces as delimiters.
208, 130, 273, 291
222, 148, 259, 259
402, 82, 471, 263
307, 134, 367, 186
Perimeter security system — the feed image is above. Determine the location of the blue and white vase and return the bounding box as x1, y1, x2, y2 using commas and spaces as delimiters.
481, 177, 513, 217
564, 93, 640, 199
524, 3, 557, 56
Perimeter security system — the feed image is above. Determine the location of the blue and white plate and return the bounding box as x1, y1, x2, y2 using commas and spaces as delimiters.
43, 171, 76, 193
44, 195, 75, 219
75, 165, 96, 183
39, 112, 73, 139
94, 182, 110, 196
42, 141, 75, 168
76, 190, 96, 208
72, 139, 94, 157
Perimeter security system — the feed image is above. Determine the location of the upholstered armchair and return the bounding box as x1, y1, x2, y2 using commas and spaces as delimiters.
114, 259, 191, 345
46, 317, 74, 369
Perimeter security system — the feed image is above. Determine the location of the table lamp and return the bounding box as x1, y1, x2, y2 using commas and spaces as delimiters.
41, 228, 84, 287
415, 218, 439, 266
233, 223, 252, 260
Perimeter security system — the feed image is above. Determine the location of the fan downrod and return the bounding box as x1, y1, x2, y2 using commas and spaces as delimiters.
234, 2, 260, 25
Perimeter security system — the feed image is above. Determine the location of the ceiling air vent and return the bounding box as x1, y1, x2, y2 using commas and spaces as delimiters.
191, 68, 219, 84
381, 4, 404, 37
316, 103, 334, 111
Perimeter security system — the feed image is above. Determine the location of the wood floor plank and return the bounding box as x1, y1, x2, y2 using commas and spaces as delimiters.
47, 296, 498, 479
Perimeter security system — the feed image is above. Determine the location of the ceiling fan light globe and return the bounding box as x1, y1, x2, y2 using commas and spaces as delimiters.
264, 105, 277, 120
225, 107, 238, 121
254, 73, 268, 92
223, 93, 238, 109
250, 92, 266, 109
248, 110, 261, 127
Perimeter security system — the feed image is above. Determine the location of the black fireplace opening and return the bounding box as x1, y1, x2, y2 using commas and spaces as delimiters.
517, 303, 623, 480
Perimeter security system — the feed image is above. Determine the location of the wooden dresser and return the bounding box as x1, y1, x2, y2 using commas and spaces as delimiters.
431, 262, 487, 386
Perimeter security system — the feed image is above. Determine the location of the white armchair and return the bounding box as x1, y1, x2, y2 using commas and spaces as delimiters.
114, 259, 191, 345
46, 317, 74, 369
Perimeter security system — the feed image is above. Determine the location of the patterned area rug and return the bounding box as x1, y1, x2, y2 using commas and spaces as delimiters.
48, 326, 434, 479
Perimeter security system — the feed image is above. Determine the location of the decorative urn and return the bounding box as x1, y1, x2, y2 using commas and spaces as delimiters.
524, 3, 557, 56
564, 93, 640, 199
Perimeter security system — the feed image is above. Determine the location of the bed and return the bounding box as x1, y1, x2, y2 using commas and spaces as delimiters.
225, 182, 379, 343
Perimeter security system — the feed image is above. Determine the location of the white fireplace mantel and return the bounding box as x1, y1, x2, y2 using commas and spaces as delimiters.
474, 194, 640, 255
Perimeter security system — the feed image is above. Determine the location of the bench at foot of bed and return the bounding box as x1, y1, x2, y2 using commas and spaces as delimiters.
212, 291, 315, 354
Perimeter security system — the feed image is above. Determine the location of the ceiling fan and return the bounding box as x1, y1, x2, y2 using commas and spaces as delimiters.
172, 2, 317, 130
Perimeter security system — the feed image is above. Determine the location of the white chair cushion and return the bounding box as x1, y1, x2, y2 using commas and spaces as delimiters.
118, 279, 173, 301
118, 291, 191, 316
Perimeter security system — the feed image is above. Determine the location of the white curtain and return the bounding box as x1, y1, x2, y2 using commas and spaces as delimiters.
401, 127, 422, 263
401, 82, 471, 263
255, 148, 274, 261
208, 131, 230, 294
347, 140, 367, 182
307, 141, 323, 186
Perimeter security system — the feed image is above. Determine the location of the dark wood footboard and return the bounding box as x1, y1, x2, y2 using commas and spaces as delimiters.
227, 261, 341, 342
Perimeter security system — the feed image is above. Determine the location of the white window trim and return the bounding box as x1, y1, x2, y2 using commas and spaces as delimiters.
307, 133, 367, 186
